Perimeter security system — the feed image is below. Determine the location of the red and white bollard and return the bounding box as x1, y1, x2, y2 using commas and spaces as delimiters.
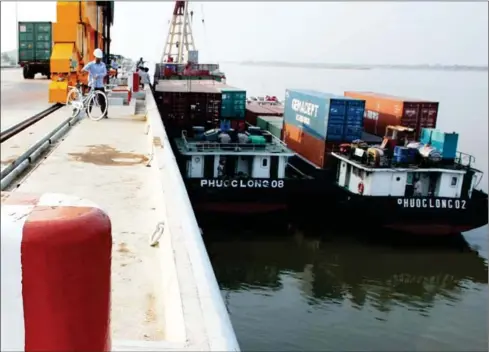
1, 192, 112, 352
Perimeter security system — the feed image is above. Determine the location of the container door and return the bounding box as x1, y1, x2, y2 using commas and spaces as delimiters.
419, 102, 439, 132
326, 99, 347, 141
401, 103, 421, 137
18, 22, 35, 62
34, 22, 52, 61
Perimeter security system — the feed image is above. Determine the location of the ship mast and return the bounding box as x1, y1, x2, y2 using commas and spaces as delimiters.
161, 1, 196, 64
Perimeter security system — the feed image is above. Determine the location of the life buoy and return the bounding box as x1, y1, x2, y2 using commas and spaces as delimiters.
358, 182, 364, 195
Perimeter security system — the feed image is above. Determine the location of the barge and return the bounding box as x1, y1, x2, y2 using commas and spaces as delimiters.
152, 79, 306, 214
151, 0, 487, 235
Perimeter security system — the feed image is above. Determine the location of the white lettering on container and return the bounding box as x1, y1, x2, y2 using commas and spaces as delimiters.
290, 99, 319, 126
200, 179, 285, 189
397, 198, 466, 210
364, 110, 379, 121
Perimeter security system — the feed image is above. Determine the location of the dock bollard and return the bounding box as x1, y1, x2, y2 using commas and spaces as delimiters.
1, 192, 112, 352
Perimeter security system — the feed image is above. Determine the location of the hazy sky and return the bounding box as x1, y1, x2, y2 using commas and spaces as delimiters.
1, 1, 488, 65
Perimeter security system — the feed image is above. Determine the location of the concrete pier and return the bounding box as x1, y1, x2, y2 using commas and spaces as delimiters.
0, 68, 240, 351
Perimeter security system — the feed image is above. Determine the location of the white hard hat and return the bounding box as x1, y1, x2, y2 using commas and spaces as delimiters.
93, 48, 104, 59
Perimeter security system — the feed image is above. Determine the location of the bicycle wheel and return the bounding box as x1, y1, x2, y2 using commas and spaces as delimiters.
86, 90, 108, 121
66, 88, 83, 118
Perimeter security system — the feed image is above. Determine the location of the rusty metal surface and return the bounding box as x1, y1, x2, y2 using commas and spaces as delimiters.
154, 79, 234, 93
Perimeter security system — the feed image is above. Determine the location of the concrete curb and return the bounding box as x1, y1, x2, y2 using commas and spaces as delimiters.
145, 89, 240, 351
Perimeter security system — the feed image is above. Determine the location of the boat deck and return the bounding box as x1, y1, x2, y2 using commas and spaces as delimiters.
331, 152, 467, 174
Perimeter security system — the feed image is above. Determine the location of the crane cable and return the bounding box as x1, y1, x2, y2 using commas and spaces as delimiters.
201, 4, 214, 63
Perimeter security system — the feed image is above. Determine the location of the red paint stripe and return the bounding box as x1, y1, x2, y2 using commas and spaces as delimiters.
21, 205, 112, 351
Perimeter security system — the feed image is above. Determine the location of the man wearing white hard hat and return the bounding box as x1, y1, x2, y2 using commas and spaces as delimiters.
82, 48, 108, 118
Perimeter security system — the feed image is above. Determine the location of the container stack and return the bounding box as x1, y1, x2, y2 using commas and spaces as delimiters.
283, 89, 365, 168
344, 91, 439, 139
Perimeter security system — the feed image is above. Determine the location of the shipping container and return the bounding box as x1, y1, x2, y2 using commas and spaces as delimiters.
420, 128, 459, 160
267, 120, 283, 140
256, 115, 283, 130
18, 21, 52, 62
18, 21, 52, 79
344, 91, 439, 139
220, 88, 246, 119
188, 50, 199, 63
246, 102, 283, 125
283, 122, 340, 169
284, 89, 365, 142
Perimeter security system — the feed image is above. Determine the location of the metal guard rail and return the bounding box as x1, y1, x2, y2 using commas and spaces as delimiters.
0, 104, 62, 143
180, 132, 289, 154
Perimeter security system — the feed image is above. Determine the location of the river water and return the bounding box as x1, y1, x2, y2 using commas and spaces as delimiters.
205, 64, 488, 351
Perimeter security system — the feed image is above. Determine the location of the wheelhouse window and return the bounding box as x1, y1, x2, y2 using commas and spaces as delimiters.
451, 176, 458, 187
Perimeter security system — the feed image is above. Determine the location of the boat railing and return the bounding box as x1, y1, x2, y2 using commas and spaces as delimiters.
332, 148, 479, 171
454, 151, 475, 169
180, 131, 289, 153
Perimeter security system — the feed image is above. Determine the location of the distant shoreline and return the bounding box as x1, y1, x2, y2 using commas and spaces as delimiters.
230, 61, 488, 72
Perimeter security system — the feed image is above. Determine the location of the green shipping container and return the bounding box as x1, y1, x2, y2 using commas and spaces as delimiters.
18, 21, 52, 62
256, 115, 283, 130
220, 88, 247, 119
267, 120, 283, 140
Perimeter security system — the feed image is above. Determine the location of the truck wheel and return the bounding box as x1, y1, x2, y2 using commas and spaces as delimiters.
23, 66, 29, 79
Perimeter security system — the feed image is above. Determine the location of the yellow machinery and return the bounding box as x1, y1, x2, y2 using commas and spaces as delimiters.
49, 1, 114, 103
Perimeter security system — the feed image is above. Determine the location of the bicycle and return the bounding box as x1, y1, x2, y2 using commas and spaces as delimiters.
66, 79, 108, 121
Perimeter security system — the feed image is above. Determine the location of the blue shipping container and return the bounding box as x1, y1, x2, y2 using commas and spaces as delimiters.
419, 128, 459, 160
284, 89, 365, 141
420, 128, 435, 145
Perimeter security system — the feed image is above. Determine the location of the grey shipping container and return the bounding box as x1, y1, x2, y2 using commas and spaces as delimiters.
188, 50, 199, 63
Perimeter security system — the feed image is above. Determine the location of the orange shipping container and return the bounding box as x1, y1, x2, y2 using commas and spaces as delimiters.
344, 91, 439, 139
283, 122, 339, 169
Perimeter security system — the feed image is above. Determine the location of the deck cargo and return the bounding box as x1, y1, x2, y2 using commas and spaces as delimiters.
220, 88, 246, 119
246, 102, 283, 125
283, 122, 338, 169
256, 115, 283, 130
264, 104, 284, 116
284, 89, 365, 142
420, 128, 459, 160
267, 120, 284, 140
154, 80, 223, 136
344, 91, 439, 139
257, 116, 284, 139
